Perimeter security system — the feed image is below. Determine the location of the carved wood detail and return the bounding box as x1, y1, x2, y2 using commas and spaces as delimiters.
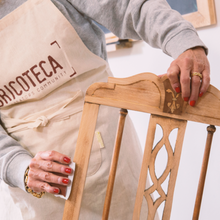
133, 115, 187, 220
85, 73, 220, 126
63, 72, 220, 220
163, 78, 184, 115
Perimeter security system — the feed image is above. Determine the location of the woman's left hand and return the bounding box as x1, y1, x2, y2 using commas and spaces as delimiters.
166, 46, 210, 106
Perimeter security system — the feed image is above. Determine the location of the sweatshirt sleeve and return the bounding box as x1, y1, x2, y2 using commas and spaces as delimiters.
0, 124, 32, 191
67, 0, 207, 58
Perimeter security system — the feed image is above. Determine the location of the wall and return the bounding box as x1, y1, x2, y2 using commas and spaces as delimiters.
107, 1, 220, 219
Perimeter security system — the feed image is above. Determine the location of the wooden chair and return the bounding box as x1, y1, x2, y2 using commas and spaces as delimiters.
62, 72, 220, 220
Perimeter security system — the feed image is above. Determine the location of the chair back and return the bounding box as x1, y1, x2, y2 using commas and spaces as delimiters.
62, 73, 220, 220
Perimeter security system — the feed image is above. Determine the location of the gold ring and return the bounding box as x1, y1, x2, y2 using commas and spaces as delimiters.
191, 72, 203, 79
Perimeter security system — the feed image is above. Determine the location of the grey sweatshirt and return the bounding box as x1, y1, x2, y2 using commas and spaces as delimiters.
0, 0, 207, 191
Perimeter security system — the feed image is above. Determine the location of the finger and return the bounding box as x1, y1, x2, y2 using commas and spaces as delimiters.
179, 69, 191, 102
27, 179, 61, 194
188, 62, 205, 105
190, 47, 209, 99
36, 151, 71, 164
199, 68, 210, 97
28, 168, 71, 186
189, 75, 201, 106
29, 159, 73, 175
167, 63, 181, 93
50, 184, 67, 196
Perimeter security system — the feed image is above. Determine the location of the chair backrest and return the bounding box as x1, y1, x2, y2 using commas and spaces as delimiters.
62, 72, 220, 220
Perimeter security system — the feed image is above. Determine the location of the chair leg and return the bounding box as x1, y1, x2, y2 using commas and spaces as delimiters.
193, 125, 216, 220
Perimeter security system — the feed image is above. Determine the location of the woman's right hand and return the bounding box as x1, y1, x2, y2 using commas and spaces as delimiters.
27, 151, 73, 196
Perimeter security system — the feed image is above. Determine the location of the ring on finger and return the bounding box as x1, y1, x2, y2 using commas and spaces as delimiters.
191, 72, 203, 79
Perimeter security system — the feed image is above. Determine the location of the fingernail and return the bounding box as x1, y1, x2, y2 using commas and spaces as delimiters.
184, 97, 189, 102
63, 157, 70, 163
190, 100, 196, 107
199, 92, 204, 97
54, 188, 59, 194
62, 178, 69, 184
65, 168, 72, 174
175, 87, 181, 93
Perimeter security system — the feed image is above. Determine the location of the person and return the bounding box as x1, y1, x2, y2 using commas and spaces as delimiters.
0, 0, 210, 219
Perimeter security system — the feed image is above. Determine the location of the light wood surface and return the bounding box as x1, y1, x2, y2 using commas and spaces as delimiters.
62, 103, 99, 220
183, 0, 216, 28
193, 125, 216, 220
86, 73, 220, 126
63, 72, 220, 220
102, 109, 128, 220
133, 115, 187, 220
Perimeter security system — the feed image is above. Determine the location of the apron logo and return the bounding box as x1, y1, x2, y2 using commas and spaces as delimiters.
0, 56, 66, 107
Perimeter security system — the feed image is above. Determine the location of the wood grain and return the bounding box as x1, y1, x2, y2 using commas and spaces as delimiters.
62, 103, 99, 220
133, 115, 187, 220
102, 109, 128, 220
85, 73, 220, 126
63, 72, 219, 220
193, 125, 216, 220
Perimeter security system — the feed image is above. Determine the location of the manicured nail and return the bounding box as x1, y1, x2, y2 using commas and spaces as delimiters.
54, 188, 59, 194
62, 178, 69, 184
65, 168, 72, 174
199, 92, 204, 97
63, 157, 70, 163
184, 97, 189, 102
175, 87, 181, 93
190, 100, 196, 107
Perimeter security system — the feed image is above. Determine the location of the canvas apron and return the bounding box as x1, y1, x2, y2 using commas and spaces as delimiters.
0, 0, 150, 219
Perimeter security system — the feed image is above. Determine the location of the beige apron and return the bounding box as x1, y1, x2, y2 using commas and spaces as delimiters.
0, 0, 152, 219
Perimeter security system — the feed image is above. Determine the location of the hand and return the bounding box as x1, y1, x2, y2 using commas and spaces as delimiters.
167, 46, 210, 106
27, 151, 73, 196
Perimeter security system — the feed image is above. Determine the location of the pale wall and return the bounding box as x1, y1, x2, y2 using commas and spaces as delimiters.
107, 1, 220, 219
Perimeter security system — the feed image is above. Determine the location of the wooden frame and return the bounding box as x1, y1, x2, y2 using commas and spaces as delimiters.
181, 0, 217, 28
63, 72, 220, 220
